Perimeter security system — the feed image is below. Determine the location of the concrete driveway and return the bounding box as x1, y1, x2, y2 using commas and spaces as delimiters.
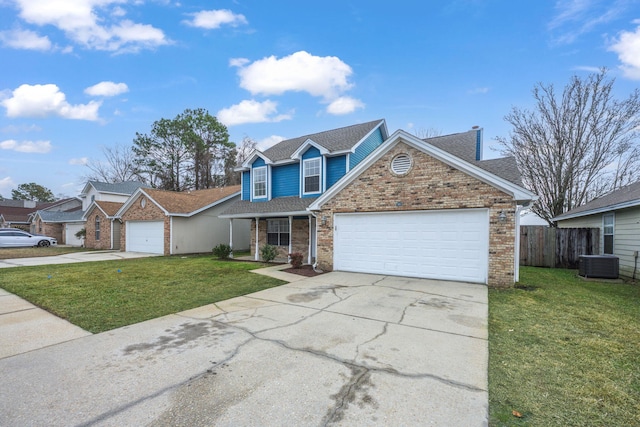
0, 250, 160, 268
0, 269, 488, 426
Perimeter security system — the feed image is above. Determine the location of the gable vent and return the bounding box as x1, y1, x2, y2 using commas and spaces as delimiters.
391, 154, 412, 175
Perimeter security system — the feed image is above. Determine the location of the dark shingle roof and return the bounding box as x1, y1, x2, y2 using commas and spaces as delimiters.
261, 120, 384, 162
220, 197, 317, 217
88, 181, 149, 195
424, 130, 478, 163
36, 210, 85, 222
423, 131, 523, 186
554, 180, 640, 220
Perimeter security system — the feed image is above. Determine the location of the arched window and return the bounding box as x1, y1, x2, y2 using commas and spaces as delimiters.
95, 215, 101, 241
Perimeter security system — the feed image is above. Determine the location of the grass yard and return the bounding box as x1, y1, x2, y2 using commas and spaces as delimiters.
489, 267, 640, 426
0, 246, 92, 259
0, 255, 284, 333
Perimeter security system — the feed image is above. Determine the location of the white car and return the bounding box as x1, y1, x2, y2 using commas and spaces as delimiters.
0, 229, 57, 247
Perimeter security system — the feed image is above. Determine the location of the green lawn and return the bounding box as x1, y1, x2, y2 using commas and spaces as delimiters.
489, 267, 640, 426
0, 255, 284, 333
0, 246, 93, 259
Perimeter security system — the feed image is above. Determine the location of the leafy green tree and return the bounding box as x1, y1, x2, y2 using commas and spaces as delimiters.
11, 183, 55, 202
498, 69, 640, 225
132, 108, 233, 191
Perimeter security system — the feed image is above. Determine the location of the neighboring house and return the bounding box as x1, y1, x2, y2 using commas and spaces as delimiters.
553, 181, 640, 280
0, 199, 61, 229
31, 209, 85, 246
79, 181, 150, 211
520, 209, 549, 226
221, 119, 536, 287
83, 201, 125, 250
117, 185, 248, 255
220, 119, 389, 263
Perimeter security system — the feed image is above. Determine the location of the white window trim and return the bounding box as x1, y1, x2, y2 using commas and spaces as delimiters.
603, 213, 614, 255
302, 157, 322, 196
267, 218, 290, 246
252, 166, 267, 199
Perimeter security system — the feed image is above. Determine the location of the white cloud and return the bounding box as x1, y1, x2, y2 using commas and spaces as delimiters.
1, 84, 101, 121
217, 99, 292, 126
548, 0, 628, 44
326, 96, 365, 115
0, 176, 16, 195
13, 0, 169, 53
609, 24, 640, 80
468, 87, 490, 95
183, 9, 248, 29
68, 157, 88, 165
233, 51, 354, 100
84, 81, 129, 97
0, 139, 52, 153
0, 28, 52, 51
257, 135, 285, 151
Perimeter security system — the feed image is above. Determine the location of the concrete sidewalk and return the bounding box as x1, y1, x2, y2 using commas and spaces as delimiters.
0, 250, 160, 268
0, 289, 91, 359
0, 270, 488, 426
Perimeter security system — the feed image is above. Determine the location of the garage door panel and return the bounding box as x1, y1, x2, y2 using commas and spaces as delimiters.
334, 210, 488, 283
127, 221, 164, 254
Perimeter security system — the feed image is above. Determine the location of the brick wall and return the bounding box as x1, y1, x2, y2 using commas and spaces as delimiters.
316, 142, 517, 287
250, 217, 312, 261
119, 196, 170, 254
40, 222, 63, 244
84, 208, 113, 250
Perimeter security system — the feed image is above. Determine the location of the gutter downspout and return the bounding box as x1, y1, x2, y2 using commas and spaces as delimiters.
308, 210, 322, 272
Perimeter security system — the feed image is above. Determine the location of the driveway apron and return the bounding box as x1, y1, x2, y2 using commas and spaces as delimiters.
0, 271, 488, 426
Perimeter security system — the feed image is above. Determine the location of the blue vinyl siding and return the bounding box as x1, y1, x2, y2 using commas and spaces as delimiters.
241, 171, 250, 200
272, 164, 300, 198
301, 146, 321, 159
252, 158, 266, 168
349, 128, 385, 169
326, 155, 347, 189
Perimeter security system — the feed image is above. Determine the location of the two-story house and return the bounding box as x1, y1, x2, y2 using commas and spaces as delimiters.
220, 119, 388, 264
221, 119, 537, 288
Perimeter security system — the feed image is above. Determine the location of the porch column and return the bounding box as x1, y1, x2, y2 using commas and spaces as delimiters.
229, 219, 233, 259
255, 217, 260, 261
288, 215, 293, 262
308, 215, 312, 265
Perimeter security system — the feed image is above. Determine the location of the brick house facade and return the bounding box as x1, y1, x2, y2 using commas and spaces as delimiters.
250, 218, 312, 260
83, 201, 124, 250
119, 195, 171, 255
314, 142, 518, 287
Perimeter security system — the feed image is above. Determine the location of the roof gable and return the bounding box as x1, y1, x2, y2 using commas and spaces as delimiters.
118, 186, 241, 217
554, 180, 640, 221
81, 180, 149, 197
309, 130, 536, 211
240, 120, 387, 169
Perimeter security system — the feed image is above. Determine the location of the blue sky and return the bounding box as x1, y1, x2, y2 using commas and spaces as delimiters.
1, 0, 639, 198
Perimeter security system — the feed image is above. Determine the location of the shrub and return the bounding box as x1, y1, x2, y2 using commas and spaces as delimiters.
212, 243, 232, 259
75, 228, 86, 239
260, 244, 278, 263
289, 252, 303, 268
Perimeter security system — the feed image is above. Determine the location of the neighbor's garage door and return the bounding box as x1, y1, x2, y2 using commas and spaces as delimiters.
127, 221, 164, 254
333, 209, 489, 283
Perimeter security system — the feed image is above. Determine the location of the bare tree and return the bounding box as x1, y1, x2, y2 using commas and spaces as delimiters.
84, 144, 140, 183
236, 136, 257, 164
497, 69, 640, 225
413, 127, 442, 139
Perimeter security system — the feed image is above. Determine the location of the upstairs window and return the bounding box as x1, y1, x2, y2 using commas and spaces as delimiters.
603, 213, 614, 254
267, 219, 289, 246
95, 215, 101, 241
303, 158, 321, 194
253, 166, 267, 198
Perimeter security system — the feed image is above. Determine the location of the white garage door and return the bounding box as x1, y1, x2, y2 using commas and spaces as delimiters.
65, 223, 85, 246
127, 221, 164, 254
334, 209, 489, 283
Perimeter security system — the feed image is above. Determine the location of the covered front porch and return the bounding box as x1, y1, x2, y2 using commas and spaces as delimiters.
220, 196, 320, 264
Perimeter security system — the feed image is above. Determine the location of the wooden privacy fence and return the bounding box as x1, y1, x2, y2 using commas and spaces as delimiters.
520, 226, 600, 268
